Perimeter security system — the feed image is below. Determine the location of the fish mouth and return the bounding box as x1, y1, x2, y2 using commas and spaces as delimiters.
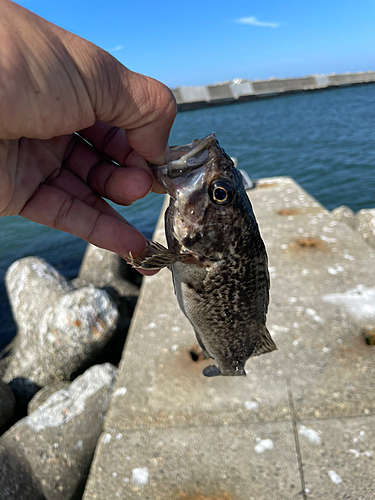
150, 133, 216, 195
166, 133, 216, 179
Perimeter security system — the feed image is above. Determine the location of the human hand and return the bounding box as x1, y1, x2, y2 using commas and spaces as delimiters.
0, 0, 176, 273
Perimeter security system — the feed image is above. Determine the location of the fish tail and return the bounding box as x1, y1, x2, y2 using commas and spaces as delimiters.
252, 326, 278, 357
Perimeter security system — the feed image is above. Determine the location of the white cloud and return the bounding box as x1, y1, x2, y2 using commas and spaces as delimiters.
108, 45, 124, 52
235, 16, 281, 28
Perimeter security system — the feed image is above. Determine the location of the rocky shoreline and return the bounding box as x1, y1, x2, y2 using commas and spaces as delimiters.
0, 245, 142, 499
0, 204, 374, 499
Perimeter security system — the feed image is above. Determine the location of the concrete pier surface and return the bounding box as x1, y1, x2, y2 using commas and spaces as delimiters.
172, 71, 375, 110
83, 178, 375, 500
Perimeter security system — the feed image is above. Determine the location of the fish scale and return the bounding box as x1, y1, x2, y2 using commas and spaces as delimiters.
130, 133, 277, 376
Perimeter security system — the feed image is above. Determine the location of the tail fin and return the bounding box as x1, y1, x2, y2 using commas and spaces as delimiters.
252, 326, 277, 357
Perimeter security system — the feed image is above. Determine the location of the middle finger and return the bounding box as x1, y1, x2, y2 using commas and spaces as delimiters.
79, 122, 166, 194
62, 134, 153, 205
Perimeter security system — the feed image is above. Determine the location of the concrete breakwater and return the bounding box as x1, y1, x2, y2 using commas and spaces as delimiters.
171, 71, 375, 110
1, 177, 375, 499
83, 178, 375, 499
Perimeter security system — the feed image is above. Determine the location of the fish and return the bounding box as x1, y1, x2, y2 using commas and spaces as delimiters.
129, 133, 277, 376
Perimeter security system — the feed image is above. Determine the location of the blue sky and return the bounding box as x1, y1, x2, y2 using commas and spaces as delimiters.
17, 0, 375, 88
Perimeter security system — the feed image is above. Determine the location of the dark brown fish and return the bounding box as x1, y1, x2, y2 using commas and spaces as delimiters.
130, 133, 277, 376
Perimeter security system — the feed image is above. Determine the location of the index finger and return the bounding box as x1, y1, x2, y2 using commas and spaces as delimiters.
19, 183, 158, 275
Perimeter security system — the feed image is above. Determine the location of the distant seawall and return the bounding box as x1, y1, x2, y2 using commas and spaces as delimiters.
171, 71, 375, 111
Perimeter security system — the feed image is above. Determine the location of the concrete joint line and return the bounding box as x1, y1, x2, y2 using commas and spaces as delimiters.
287, 378, 307, 500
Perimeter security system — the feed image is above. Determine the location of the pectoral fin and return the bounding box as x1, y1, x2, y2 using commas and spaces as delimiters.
128, 240, 198, 270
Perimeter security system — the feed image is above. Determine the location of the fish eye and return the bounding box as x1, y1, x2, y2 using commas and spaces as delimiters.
209, 180, 234, 205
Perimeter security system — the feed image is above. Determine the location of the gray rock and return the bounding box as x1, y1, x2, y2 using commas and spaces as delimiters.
5, 257, 74, 334
1, 257, 75, 384
0, 363, 117, 500
76, 246, 140, 367
0, 381, 16, 432
0, 344, 14, 379
28, 382, 70, 415
355, 208, 375, 248
331, 205, 356, 228
4, 287, 118, 401
3, 257, 118, 404
0, 443, 46, 500
78, 244, 140, 297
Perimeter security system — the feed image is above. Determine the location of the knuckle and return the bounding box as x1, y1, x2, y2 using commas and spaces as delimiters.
53, 194, 75, 229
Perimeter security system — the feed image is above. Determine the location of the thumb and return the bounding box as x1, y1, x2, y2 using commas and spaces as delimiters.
61, 34, 177, 164
0, 0, 176, 164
